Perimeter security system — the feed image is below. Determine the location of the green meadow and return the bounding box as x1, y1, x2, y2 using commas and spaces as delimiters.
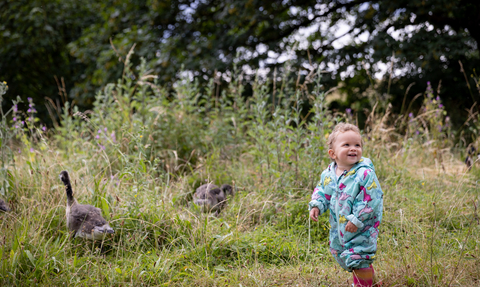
0, 58, 479, 286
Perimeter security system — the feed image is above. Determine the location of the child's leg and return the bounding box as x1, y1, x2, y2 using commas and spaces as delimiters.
353, 265, 374, 287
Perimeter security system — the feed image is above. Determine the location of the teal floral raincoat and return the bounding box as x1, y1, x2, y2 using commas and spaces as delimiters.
308, 157, 383, 271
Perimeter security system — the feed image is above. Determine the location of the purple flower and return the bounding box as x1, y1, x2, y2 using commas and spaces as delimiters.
13, 117, 16, 121
439, 104, 443, 108
18, 149, 21, 154
111, 131, 116, 143
346, 108, 352, 115
98, 129, 101, 134
27, 109, 31, 113
28, 97, 32, 102
416, 130, 420, 135
96, 135, 100, 139
436, 96, 440, 101
13, 105, 17, 112
427, 81, 431, 86
104, 127, 107, 132
409, 113, 413, 118
42, 126, 46, 131
30, 148, 34, 153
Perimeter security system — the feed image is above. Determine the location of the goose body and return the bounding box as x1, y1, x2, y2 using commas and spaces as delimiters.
465, 144, 479, 171
0, 198, 9, 212
60, 171, 114, 240
193, 183, 233, 215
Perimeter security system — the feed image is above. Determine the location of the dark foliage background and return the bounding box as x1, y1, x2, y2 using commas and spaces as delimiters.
1, 0, 479, 134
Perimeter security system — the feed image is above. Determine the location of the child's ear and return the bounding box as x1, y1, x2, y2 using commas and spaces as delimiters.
328, 149, 336, 159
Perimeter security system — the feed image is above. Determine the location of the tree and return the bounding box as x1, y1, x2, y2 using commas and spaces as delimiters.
0, 0, 100, 121
2, 0, 479, 130
314, 0, 480, 128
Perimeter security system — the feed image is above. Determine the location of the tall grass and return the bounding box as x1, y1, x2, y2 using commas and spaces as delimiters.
0, 55, 479, 286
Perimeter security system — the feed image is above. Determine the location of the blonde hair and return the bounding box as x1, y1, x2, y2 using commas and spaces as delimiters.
327, 123, 362, 150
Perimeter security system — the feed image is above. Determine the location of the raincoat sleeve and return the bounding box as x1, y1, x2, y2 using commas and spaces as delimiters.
347, 167, 383, 229
308, 172, 332, 215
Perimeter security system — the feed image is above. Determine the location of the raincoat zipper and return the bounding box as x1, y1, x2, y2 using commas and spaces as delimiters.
335, 169, 347, 246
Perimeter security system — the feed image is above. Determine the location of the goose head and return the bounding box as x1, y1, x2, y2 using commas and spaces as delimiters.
0, 199, 9, 212
59, 170, 70, 184
220, 184, 234, 197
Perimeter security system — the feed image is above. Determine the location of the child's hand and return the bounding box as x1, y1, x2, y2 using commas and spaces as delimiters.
345, 221, 358, 233
309, 207, 319, 222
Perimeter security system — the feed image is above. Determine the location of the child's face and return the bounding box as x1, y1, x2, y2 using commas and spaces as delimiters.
328, 130, 362, 169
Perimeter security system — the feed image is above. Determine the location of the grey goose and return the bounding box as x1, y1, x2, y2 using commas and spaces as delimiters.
193, 183, 234, 215
59, 171, 114, 240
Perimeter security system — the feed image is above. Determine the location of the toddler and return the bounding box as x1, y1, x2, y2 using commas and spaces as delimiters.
309, 123, 383, 287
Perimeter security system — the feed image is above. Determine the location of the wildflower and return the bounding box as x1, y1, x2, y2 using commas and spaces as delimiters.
13, 117, 16, 121
42, 126, 46, 131
104, 127, 107, 132
415, 130, 420, 135
409, 113, 413, 118
346, 108, 352, 115
111, 131, 116, 143
439, 104, 443, 109
96, 135, 100, 139
18, 149, 21, 153
98, 129, 102, 134
28, 97, 32, 102
30, 148, 34, 153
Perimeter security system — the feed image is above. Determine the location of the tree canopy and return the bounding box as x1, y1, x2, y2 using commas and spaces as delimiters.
1, 0, 478, 129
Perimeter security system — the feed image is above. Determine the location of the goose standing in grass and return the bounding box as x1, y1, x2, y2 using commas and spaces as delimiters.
0, 198, 9, 212
193, 183, 234, 215
59, 171, 114, 240
465, 144, 479, 171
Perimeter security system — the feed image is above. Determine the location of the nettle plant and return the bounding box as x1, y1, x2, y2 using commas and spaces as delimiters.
0, 81, 49, 198
247, 67, 333, 192
0, 81, 13, 197
58, 52, 242, 179
405, 82, 451, 148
